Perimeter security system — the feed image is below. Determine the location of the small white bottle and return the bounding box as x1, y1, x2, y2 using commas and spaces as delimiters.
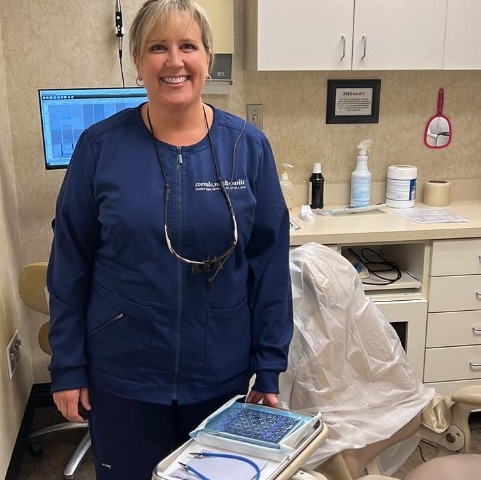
280, 163, 294, 210
350, 139, 372, 208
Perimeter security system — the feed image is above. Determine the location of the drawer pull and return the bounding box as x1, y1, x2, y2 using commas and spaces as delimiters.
361, 35, 368, 60
477, 292, 481, 300
473, 327, 481, 335
469, 362, 481, 369
340, 35, 346, 60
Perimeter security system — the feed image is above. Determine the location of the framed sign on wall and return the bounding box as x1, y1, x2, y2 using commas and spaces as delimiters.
326, 79, 381, 124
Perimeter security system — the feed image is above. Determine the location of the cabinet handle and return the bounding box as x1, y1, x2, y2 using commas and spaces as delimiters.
469, 362, 481, 369
361, 35, 367, 60
340, 35, 346, 60
473, 327, 481, 335
477, 291, 481, 300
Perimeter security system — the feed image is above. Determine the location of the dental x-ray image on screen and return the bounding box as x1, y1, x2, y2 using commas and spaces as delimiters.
38, 87, 148, 169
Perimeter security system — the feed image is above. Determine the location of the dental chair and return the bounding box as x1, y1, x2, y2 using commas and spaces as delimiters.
18, 262, 91, 480
280, 243, 481, 480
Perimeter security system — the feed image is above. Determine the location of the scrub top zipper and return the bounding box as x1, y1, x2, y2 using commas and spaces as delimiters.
172, 146, 183, 401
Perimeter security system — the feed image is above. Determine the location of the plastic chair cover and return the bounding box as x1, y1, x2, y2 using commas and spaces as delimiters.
279, 243, 435, 470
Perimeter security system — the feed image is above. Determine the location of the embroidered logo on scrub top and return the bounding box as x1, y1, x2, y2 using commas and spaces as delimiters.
194, 178, 247, 192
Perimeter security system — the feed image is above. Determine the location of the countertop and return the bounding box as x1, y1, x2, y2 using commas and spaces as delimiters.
289, 201, 481, 246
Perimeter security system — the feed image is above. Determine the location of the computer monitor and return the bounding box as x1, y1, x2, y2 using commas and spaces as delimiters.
38, 87, 148, 169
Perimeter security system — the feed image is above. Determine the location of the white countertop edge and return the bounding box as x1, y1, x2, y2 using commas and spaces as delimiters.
289, 201, 481, 246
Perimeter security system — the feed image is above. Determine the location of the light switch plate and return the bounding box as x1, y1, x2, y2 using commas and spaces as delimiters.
6, 330, 21, 379
246, 104, 263, 130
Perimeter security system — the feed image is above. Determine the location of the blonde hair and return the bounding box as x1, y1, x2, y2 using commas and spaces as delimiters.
129, 0, 214, 70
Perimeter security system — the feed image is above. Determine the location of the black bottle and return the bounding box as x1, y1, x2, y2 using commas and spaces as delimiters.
309, 162, 324, 209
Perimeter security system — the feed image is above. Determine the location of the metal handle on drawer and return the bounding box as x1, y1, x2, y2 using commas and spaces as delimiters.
361, 35, 367, 59
340, 35, 346, 60
477, 291, 481, 300
469, 362, 481, 369
473, 327, 481, 335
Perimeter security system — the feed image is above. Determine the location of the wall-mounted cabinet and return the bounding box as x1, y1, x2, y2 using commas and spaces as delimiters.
444, 0, 481, 70
198, 0, 234, 93
199, 0, 234, 55
351, 0, 446, 70
244, 0, 354, 71
245, 0, 473, 71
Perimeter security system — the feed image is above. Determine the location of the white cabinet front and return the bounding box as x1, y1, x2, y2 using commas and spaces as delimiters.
245, 0, 354, 71
245, 0, 448, 71
444, 0, 481, 70
352, 0, 447, 70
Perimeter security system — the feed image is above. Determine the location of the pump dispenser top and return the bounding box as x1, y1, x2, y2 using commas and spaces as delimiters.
350, 139, 372, 208
357, 139, 371, 157
281, 163, 293, 181
280, 163, 294, 210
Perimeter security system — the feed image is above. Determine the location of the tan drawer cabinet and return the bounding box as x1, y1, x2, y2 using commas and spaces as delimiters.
430, 238, 481, 276
424, 345, 481, 382
429, 276, 481, 312
426, 311, 481, 347
425, 239, 481, 395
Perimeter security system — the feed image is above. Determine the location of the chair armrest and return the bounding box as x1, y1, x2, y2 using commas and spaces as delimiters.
451, 385, 481, 407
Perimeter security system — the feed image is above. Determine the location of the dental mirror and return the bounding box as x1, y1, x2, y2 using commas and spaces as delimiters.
424, 88, 452, 149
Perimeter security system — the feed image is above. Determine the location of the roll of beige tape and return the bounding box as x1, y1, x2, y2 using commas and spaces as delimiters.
423, 180, 450, 206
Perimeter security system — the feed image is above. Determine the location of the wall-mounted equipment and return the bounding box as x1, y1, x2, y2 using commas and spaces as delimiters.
198, 0, 234, 94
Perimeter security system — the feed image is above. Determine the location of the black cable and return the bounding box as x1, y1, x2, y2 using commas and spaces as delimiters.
347, 247, 402, 286
118, 37, 125, 87
115, 0, 125, 87
417, 443, 427, 463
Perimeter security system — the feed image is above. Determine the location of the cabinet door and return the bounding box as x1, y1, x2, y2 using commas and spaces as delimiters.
198, 0, 234, 54
245, 0, 354, 71
376, 300, 427, 381
352, 0, 447, 70
444, 0, 481, 69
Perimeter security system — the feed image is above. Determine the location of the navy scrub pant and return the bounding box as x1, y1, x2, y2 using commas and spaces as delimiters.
88, 388, 238, 480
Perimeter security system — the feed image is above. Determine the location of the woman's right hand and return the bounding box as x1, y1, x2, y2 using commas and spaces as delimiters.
53, 387, 91, 423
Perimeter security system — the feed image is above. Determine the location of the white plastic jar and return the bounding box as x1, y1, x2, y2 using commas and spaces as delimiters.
386, 165, 417, 208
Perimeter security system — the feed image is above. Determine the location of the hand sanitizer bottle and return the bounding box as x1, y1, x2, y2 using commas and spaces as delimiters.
280, 163, 294, 210
350, 139, 372, 207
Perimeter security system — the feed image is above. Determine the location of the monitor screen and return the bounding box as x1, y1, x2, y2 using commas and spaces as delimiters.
38, 87, 148, 169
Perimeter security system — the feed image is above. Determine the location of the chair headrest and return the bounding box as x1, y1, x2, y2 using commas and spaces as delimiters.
18, 262, 49, 315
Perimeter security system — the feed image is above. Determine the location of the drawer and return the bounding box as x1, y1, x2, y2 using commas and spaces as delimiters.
424, 345, 481, 382
426, 311, 481, 347
428, 275, 481, 312
431, 238, 481, 276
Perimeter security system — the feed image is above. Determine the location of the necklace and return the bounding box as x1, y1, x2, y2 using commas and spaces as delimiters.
146, 104, 238, 289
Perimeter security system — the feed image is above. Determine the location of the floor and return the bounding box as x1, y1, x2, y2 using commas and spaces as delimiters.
16, 407, 481, 480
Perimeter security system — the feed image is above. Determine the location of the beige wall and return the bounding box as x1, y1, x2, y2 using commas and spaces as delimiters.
0, 10, 32, 479
1, 0, 481, 475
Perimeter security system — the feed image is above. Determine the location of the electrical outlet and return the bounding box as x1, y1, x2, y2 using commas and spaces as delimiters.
6, 330, 21, 379
246, 104, 263, 130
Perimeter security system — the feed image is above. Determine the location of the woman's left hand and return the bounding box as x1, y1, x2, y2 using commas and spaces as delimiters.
245, 390, 279, 408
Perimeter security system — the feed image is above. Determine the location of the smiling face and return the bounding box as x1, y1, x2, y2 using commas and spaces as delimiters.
134, 11, 211, 112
